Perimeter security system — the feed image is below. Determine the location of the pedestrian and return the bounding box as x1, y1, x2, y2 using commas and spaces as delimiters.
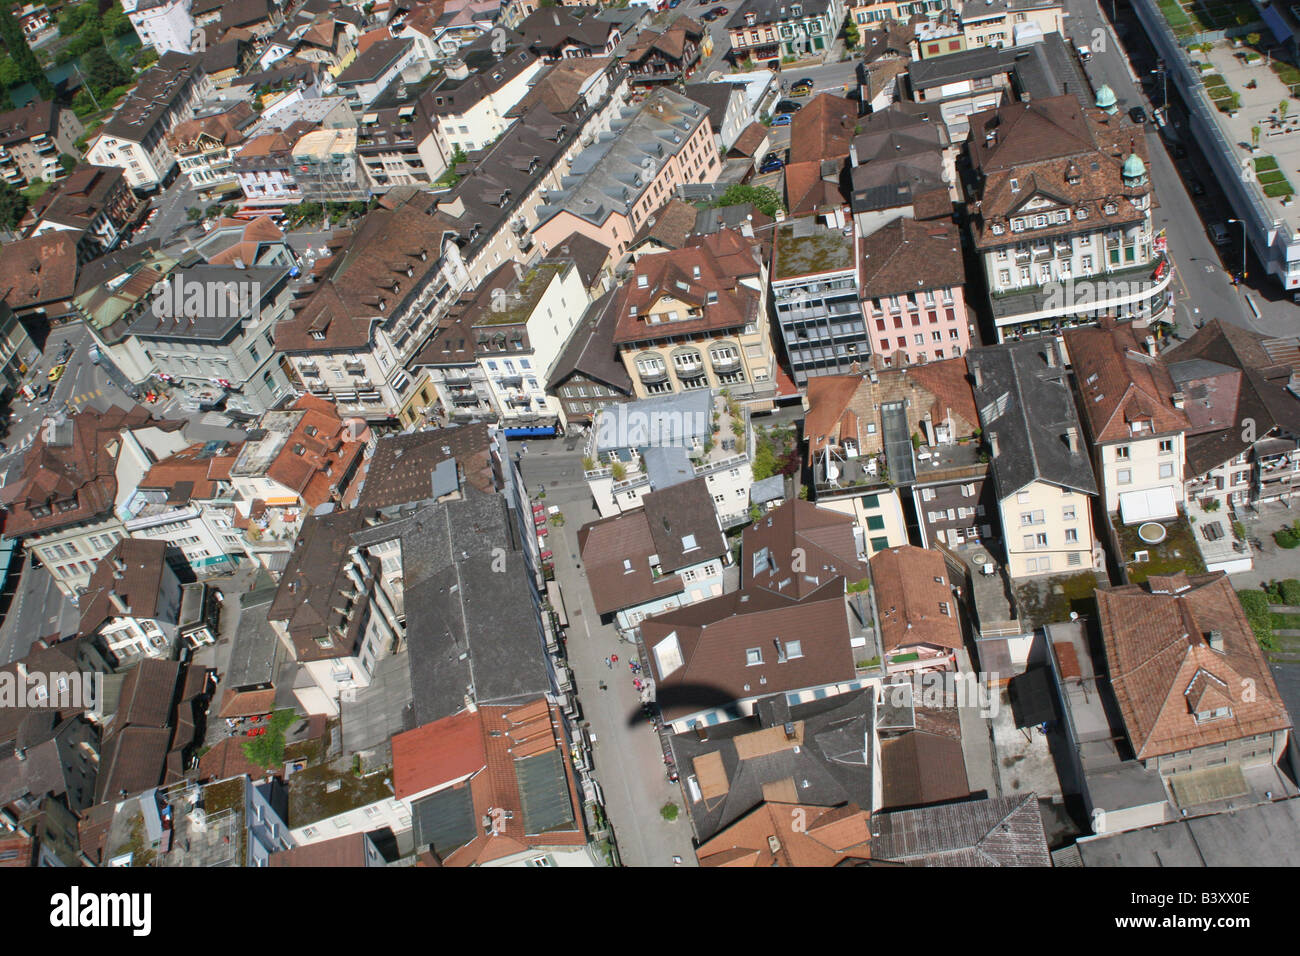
599, 681, 607, 691
611, 654, 618, 664
604, 656, 611, 669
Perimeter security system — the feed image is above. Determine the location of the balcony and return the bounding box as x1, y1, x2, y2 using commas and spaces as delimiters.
710, 353, 742, 374
675, 362, 707, 380
637, 365, 668, 384
498, 374, 523, 388
450, 392, 483, 406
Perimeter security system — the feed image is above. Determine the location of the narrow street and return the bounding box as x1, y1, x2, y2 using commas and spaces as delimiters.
512, 439, 698, 867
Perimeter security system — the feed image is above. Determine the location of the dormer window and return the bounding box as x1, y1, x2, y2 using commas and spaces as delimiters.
637, 274, 648, 288
1195, 707, 1231, 723
991, 223, 1005, 235
1077, 206, 1089, 220
1009, 178, 1020, 193
791, 3, 802, 15
1104, 202, 1117, 215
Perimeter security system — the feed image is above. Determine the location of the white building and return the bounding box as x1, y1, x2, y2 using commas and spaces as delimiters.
122, 0, 197, 55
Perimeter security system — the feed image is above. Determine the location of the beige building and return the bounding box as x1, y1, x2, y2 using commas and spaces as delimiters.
612, 229, 772, 401
969, 340, 1100, 579
961, 0, 1066, 50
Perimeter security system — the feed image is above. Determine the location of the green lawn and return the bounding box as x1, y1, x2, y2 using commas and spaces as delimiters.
1114, 517, 1207, 585
1263, 180, 1296, 198
1202, 74, 1228, 89
1271, 60, 1300, 91
1255, 155, 1280, 173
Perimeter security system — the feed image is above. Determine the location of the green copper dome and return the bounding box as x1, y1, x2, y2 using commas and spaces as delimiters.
1123, 152, 1147, 179
1095, 84, 1117, 110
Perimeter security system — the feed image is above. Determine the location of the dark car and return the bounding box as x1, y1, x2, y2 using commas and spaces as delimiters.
759, 155, 785, 173
1129, 106, 1147, 124
791, 77, 815, 91
773, 99, 802, 114
708, 4, 728, 16
766, 59, 781, 71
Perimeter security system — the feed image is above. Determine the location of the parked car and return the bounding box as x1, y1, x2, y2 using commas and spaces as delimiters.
773, 99, 802, 114
771, 114, 793, 127
35, 382, 52, 403
47, 364, 65, 382
1129, 105, 1148, 124
759, 155, 785, 173
709, 5, 728, 15
1076, 45, 1092, 62
1209, 221, 1230, 245
792, 77, 815, 91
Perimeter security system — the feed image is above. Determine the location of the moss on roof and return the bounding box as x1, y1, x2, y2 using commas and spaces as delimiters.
473, 260, 566, 327
288, 761, 394, 828
773, 222, 856, 280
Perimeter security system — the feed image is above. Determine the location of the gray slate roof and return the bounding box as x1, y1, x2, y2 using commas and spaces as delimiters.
872, 792, 1051, 865
967, 341, 1098, 497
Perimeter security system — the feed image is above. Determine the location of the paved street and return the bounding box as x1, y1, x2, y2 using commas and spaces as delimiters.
511, 438, 698, 867
1067, 0, 1255, 340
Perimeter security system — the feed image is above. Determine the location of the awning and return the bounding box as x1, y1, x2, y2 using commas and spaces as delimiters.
263, 496, 300, 506
1119, 486, 1178, 525
504, 426, 557, 437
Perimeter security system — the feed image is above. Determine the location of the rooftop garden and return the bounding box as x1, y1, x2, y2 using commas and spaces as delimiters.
288, 760, 394, 828
474, 261, 567, 326
1161, 0, 1260, 40
1014, 570, 1100, 628
773, 222, 856, 280
1201, 73, 1240, 113
1254, 155, 1295, 198
1113, 515, 1207, 585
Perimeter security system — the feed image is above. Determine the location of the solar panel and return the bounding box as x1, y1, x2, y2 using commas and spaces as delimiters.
411, 786, 477, 857
515, 749, 575, 835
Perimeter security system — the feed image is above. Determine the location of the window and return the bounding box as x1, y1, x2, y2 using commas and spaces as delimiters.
866, 515, 885, 531
1115, 445, 1130, 460
1063, 506, 1076, 521
1065, 528, 1078, 543
1159, 462, 1174, 479
1159, 439, 1174, 455
784, 640, 803, 659
939, 602, 950, 616
746, 647, 763, 666
1068, 552, 1082, 566
870, 536, 890, 551
1117, 469, 1132, 485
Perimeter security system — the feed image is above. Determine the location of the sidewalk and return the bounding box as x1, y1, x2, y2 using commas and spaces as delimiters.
549, 498, 698, 867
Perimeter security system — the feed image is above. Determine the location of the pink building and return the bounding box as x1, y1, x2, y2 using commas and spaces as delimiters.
533, 87, 718, 259
859, 218, 972, 367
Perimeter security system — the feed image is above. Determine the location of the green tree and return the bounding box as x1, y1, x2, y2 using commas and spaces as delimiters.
0, 55, 22, 90
843, 14, 859, 49
57, 1, 92, 36
57, 152, 75, 174
1247, 32, 1261, 48
103, 4, 133, 37
185, 206, 202, 222
0, 3, 51, 98
713, 183, 784, 217
0, 180, 27, 230
81, 42, 129, 98
1281, 99, 1290, 123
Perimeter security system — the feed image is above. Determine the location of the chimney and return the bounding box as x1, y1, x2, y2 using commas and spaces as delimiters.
1172, 391, 1185, 409
783, 721, 797, 740
1045, 343, 1057, 367
1144, 334, 1157, 358
1066, 427, 1078, 454
107, 590, 130, 616
1207, 629, 1224, 652
989, 432, 1000, 458
463, 693, 477, 713
14, 748, 25, 762
694, 722, 708, 741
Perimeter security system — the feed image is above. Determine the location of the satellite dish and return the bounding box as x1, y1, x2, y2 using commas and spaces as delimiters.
826, 463, 840, 481
1069, 611, 1079, 622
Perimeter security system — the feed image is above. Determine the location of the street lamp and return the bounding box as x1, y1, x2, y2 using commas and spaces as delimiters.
1227, 218, 1247, 282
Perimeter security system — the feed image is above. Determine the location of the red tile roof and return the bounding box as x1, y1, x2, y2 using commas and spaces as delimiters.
696, 802, 872, 867
391, 709, 488, 800
1064, 322, 1190, 445
1096, 572, 1292, 761
871, 545, 963, 654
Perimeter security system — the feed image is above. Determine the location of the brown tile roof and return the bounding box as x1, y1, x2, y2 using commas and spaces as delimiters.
111, 658, 182, 729
728, 121, 768, 158
642, 586, 856, 723
625, 15, 704, 64
642, 478, 727, 570
507, 57, 613, 117
612, 229, 764, 346
140, 441, 242, 501
0, 232, 78, 310
630, 197, 699, 252
880, 730, 970, 809
355, 423, 500, 511
968, 97, 1153, 250
268, 509, 372, 662
696, 802, 872, 866
788, 93, 859, 166
804, 363, 979, 464
269, 832, 374, 866
858, 218, 964, 299
742, 499, 866, 600
263, 395, 367, 509
274, 204, 458, 354
2, 405, 182, 539
870, 545, 963, 654
784, 158, 848, 217
1096, 572, 1292, 762
166, 101, 255, 151
1064, 322, 1191, 445
577, 510, 687, 615
546, 287, 633, 395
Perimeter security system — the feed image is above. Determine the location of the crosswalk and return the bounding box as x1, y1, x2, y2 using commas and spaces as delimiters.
68, 389, 102, 407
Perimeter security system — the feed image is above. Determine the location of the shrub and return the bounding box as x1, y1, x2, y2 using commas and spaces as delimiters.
1276, 522, 1300, 548
581, 456, 595, 471
1237, 589, 1277, 649
660, 802, 679, 821
610, 461, 626, 481
1279, 579, 1300, 605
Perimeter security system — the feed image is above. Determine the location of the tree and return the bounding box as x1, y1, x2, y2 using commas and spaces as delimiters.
0, 180, 27, 230
1281, 99, 1290, 123
843, 14, 859, 49
713, 182, 784, 217
81, 42, 129, 98
0, 55, 22, 90
0, 3, 51, 98
1252, 124, 1261, 148
185, 206, 202, 221
57, 152, 75, 174
1247, 32, 1261, 48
